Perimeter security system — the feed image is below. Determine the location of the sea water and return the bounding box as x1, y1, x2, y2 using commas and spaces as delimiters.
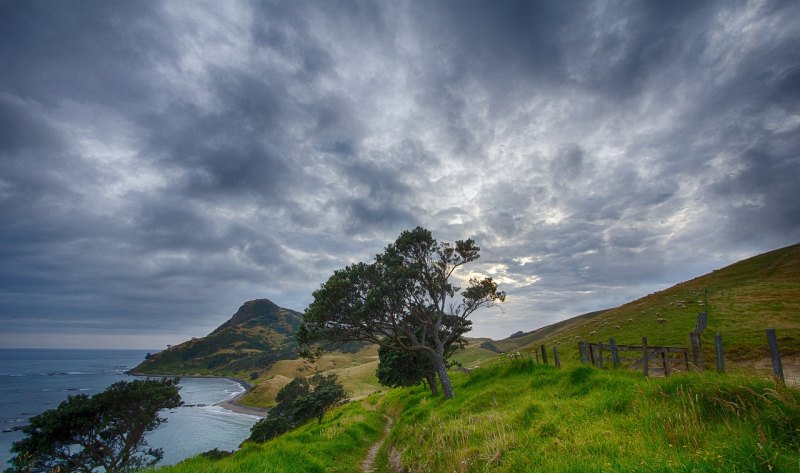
0, 349, 260, 468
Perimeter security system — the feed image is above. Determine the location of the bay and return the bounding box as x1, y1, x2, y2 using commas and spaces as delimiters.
0, 348, 259, 469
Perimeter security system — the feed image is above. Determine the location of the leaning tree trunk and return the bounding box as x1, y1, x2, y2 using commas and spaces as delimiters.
433, 356, 455, 398
425, 370, 438, 396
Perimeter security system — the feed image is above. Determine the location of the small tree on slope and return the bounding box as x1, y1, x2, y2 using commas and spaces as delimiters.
298, 227, 504, 398
248, 374, 345, 443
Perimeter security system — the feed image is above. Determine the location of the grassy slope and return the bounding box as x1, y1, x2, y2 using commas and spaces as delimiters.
376, 361, 800, 472
182, 244, 800, 407
133, 300, 303, 379
493, 244, 800, 369
239, 345, 382, 407
159, 401, 387, 473
155, 245, 800, 471
160, 362, 800, 473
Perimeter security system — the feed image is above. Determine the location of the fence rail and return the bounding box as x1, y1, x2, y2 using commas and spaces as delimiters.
578, 338, 690, 376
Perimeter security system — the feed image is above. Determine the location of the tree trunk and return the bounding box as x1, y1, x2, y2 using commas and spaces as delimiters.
425, 370, 438, 395
433, 356, 454, 398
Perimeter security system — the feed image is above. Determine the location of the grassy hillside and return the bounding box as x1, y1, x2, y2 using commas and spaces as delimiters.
132, 299, 303, 378
159, 400, 387, 473
495, 244, 800, 370
157, 362, 800, 472
140, 244, 800, 408
239, 344, 382, 407
375, 361, 800, 472
150, 245, 800, 471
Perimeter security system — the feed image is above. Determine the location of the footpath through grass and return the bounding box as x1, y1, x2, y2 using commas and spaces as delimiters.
157, 401, 386, 473
376, 360, 800, 472
156, 360, 799, 472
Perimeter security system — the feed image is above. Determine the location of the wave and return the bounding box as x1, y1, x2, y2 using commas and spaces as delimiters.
203, 404, 262, 420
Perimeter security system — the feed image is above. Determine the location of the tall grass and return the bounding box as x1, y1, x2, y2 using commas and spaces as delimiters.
157, 401, 386, 473
375, 360, 800, 472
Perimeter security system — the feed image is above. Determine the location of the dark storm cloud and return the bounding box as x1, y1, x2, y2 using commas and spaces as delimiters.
0, 1, 175, 108
1, 0, 798, 345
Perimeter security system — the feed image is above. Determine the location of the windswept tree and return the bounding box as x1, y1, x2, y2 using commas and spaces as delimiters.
6, 378, 182, 473
377, 332, 466, 395
298, 227, 504, 398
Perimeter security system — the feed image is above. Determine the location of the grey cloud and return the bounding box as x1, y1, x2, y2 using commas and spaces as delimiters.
0, 1, 175, 108
1, 1, 798, 345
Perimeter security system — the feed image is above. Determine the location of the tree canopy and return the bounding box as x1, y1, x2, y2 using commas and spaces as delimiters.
376, 344, 437, 393
298, 226, 504, 398
6, 378, 182, 473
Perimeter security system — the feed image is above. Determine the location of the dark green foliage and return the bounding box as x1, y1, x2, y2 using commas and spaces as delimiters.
248, 412, 294, 443
298, 227, 505, 399
376, 345, 431, 388
247, 374, 346, 443
294, 375, 347, 424
6, 378, 182, 473
197, 448, 233, 460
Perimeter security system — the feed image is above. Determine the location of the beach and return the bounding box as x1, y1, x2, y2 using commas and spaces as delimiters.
215, 378, 269, 417
1, 350, 261, 466
128, 372, 269, 418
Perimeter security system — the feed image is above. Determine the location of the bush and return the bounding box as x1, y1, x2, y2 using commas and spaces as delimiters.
6, 378, 182, 473
247, 374, 346, 443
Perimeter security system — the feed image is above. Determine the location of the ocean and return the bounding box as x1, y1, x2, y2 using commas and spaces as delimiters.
0, 348, 260, 468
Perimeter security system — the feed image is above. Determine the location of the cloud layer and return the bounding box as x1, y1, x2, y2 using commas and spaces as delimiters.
1, 0, 798, 347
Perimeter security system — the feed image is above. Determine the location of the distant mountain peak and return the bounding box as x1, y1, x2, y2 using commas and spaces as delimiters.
133, 298, 303, 376
211, 298, 288, 334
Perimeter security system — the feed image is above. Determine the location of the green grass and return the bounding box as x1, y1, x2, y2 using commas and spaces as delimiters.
494, 244, 800, 371
374, 360, 800, 472
157, 401, 386, 473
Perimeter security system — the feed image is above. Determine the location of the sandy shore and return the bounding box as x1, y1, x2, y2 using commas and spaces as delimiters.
128, 371, 269, 418
216, 378, 269, 417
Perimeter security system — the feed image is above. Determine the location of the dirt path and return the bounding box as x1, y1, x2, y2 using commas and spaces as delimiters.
361, 414, 393, 473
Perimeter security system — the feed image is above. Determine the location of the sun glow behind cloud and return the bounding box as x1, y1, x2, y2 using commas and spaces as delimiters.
0, 1, 798, 345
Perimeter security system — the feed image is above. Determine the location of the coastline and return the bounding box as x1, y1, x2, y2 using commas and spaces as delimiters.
127, 371, 269, 418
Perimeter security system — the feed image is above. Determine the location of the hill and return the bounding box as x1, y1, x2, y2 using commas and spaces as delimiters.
136, 243, 800, 404
157, 363, 800, 472
133, 299, 303, 377
492, 243, 800, 370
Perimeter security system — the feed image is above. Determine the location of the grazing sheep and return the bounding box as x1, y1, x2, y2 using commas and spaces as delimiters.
615, 325, 621, 329
657, 317, 667, 323
590, 330, 597, 336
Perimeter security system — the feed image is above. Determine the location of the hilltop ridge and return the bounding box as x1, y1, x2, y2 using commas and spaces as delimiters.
491, 243, 800, 367
133, 299, 302, 377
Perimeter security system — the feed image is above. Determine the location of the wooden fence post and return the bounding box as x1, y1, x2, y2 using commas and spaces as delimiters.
689, 332, 704, 371
597, 341, 604, 369
661, 348, 670, 377
715, 333, 725, 373
609, 338, 620, 368
642, 337, 649, 376
540, 345, 548, 365
578, 342, 588, 364
766, 328, 785, 383
553, 345, 561, 369
534, 349, 539, 363
588, 343, 595, 366
696, 312, 708, 334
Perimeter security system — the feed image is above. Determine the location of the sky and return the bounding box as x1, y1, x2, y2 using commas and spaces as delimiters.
1, 0, 798, 349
